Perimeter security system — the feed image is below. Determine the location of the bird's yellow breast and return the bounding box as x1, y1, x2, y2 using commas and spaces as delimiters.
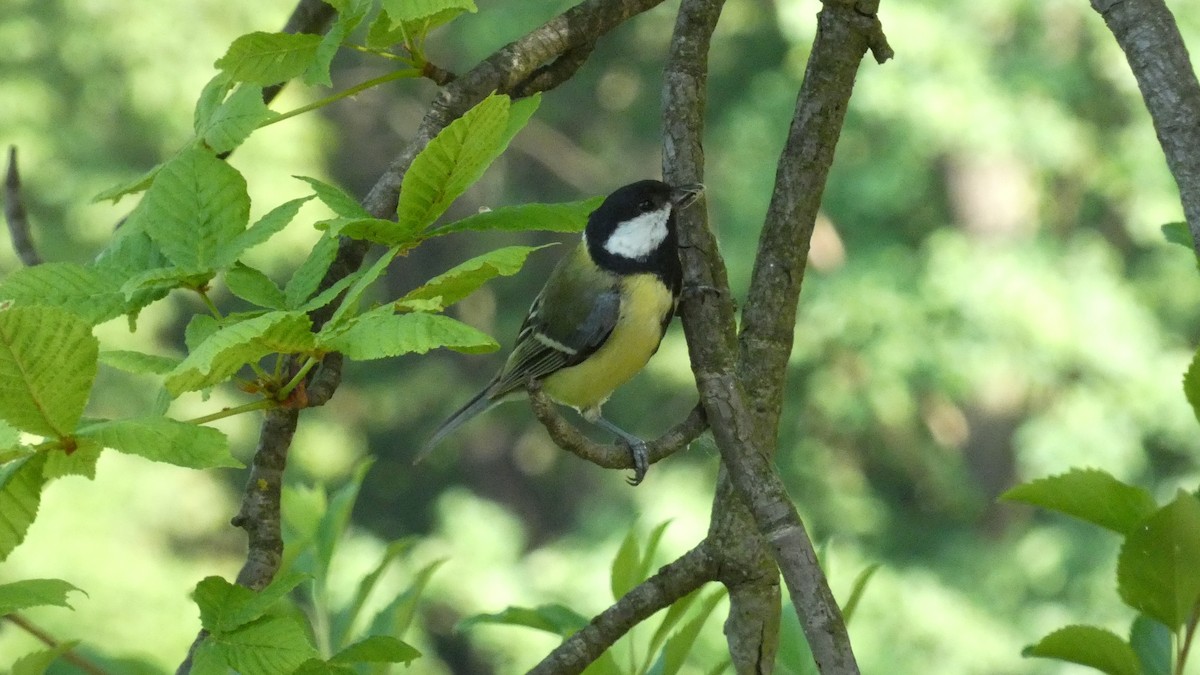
541, 273, 674, 415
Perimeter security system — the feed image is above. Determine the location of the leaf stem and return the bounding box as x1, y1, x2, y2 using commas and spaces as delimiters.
197, 288, 224, 321
185, 398, 277, 425
259, 68, 420, 130
277, 356, 320, 401
4, 612, 112, 675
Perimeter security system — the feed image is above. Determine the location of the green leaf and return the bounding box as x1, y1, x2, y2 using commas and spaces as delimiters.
98, 350, 182, 376
91, 163, 162, 203
458, 603, 589, 638
1000, 468, 1158, 534
285, 231, 340, 309
304, 0, 370, 87
581, 651, 624, 675
92, 229, 172, 319
396, 93, 512, 232
1185, 348, 1200, 428
370, 558, 445, 640
216, 32, 324, 85
320, 309, 498, 360
315, 461, 372, 583
1161, 222, 1193, 248
42, 441, 102, 481
194, 73, 235, 134
1117, 491, 1200, 630
659, 589, 726, 675
296, 269, 366, 313
638, 520, 673, 584
226, 263, 287, 310
0, 453, 48, 562
322, 248, 399, 327
331, 537, 416, 649
0, 419, 19, 450
218, 196, 313, 266
611, 527, 641, 601
140, 147, 250, 270
402, 245, 552, 308
185, 314, 222, 352
1023, 625, 1140, 675
381, 0, 476, 39
841, 563, 880, 624
76, 417, 238, 470
330, 635, 421, 665
0, 578, 85, 615
433, 197, 601, 236
194, 572, 310, 633
11, 641, 80, 675
334, 217, 421, 246
645, 588, 702, 667
166, 311, 315, 395
1130, 614, 1171, 675
294, 660, 356, 675
295, 176, 370, 218
0, 262, 127, 325
120, 267, 212, 300
0, 306, 98, 437
204, 615, 319, 675
200, 84, 272, 154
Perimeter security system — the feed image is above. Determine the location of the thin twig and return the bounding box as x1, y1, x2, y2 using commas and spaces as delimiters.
527, 542, 718, 675
4, 146, 42, 266
527, 381, 708, 471
4, 613, 111, 675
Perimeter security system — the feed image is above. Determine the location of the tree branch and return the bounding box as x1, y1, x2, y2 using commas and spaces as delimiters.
4, 146, 42, 267
1089, 0, 1200, 257
527, 541, 718, 675
528, 381, 708, 474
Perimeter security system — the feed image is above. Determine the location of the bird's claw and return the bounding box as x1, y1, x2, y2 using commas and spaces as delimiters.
623, 438, 649, 486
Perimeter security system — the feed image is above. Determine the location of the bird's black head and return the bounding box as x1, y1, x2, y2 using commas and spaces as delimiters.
585, 180, 703, 288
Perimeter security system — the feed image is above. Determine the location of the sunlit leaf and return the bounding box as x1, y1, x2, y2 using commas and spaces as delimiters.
204, 615, 319, 675
200, 84, 272, 154
216, 32, 324, 85
0, 263, 126, 325
659, 589, 727, 675
76, 417, 239, 470
1116, 491, 1200, 630
11, 640, 80, 675
92, 163, 162, 203
433, 198, 600, 237
329, 635, 420, 665
841, 563, 880, 624
457, 603, 588, 638
370, 558, 446, 640
402, 245, 552, 308
294, 176, 370, 219
1000, 468, 1157, 534
166, 311, 314, 395
285, 231, 340, 310
611, 527, 641, 601
98, 350, 182, 376
1023, 625, 1139, 675
0, 306, 97, 437
0, 453, 48, 562
320, 309, 498, 360
331, 537, 416, 649
0, 578, 86, 615
1161, 222, 1193, 249
217, 196, 313, 266
226, 263, 287, 310
304, 0, 370, 87
42, 441, 102, 480
193, 572, 310, 633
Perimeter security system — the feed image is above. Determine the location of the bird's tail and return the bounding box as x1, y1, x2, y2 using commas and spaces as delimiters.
414, 383, 500, 464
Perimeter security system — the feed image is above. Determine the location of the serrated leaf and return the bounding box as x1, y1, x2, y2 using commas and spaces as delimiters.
217, 197, 313, 266
76, 417, 238, 469
841, 563, 880, 624
1130, 614, 1171, 675
11, 640, 79, 675
120, 266, 212, 300
0, 262, 127, 325
92, 163, 162, 203
167, 311, 314, 395
226, 263, 287, 309
0, 419, 19, 450
304, 0, 370, 87
331, 537, 416, 649
457, 603, 588, 638
382, 0, 475, 22
1000, 468, 1157, 534
0, 578, 85, 615
330, 635, 420, 664
433, 197, 601, 236
320, 309, 498, 360
659, 589, 726, 675
323, 248, 399, 327
611, 528, 641, 601
185, 314, 221, 352
335, 217, 422, 246
295, 176, 370, 218
1161, 222, 1194, 248
285, 231, 340, 309
194, 572, 310, 633
296, 268, 366, 313
1185, 348, 1200, 427
0, 453, 48, 562
200, 84, 272, 154
98, 350, 182, 376
396, 93, 511, 232
194, 73, 235, 135
92, 229, 172, 318
1117, 491, 1200, 629
1024, 625, 1140, 675
0, 306, 98, 437
42, 441, 102, 480
205, 615, 319, 675
216, 32, 324, 85
141, 147, 250, 270
402, 245, 551, 308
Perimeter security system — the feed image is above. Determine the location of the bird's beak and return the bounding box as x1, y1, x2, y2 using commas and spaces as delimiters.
670, 183, 705, 208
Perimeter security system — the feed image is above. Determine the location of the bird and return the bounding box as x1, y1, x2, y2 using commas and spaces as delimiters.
417, 179, 704, 485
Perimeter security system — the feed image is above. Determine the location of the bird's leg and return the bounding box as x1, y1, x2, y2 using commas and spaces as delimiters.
590, 415, 649, 486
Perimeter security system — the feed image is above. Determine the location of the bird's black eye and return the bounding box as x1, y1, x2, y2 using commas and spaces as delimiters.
637, 199, 655, 212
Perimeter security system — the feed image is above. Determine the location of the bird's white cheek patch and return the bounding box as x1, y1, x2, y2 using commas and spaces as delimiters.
604, 207, 670, 259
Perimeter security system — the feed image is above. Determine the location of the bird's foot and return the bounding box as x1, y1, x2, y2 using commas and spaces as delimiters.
623, 437, 649, 486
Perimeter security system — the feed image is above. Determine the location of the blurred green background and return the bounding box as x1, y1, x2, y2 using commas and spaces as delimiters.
2, 0, 1199, 672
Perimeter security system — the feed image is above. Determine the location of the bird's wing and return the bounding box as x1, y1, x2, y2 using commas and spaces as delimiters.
492, 252, 621, 396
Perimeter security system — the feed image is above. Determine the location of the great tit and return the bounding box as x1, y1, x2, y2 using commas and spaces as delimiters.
419, 180, 704, 484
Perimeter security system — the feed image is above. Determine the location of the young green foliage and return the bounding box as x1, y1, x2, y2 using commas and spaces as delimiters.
1000, 468, 1158, 535
0, 306, 97, 437
1023, 625, 1141, 675
0, 578, 85, 615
